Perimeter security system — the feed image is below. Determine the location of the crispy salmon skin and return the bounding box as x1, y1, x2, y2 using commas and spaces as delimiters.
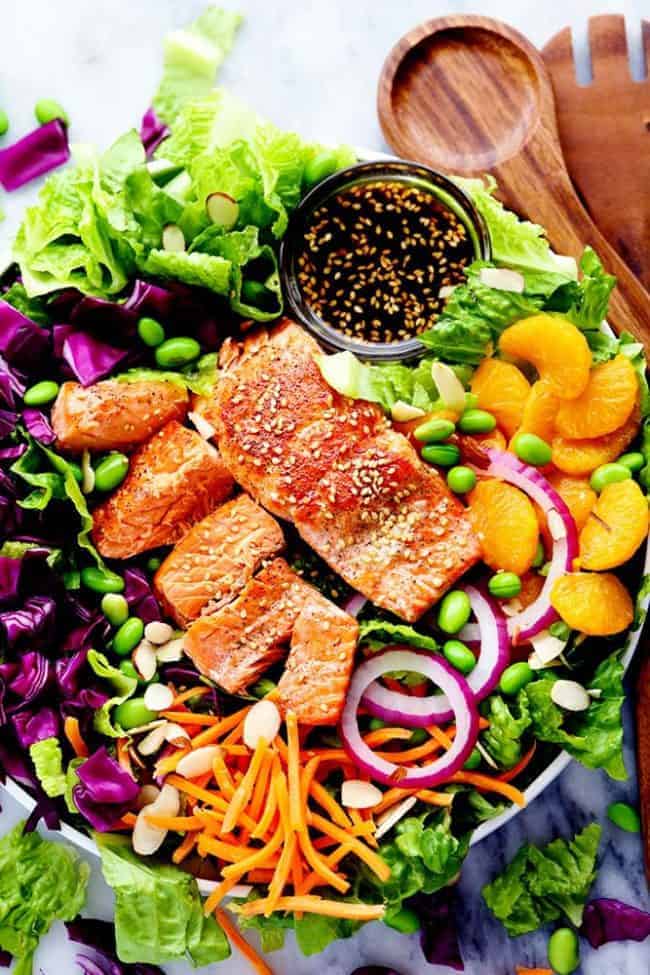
52, 379, 188, 453
154, 494, 285, 626
92, 420, 234, 559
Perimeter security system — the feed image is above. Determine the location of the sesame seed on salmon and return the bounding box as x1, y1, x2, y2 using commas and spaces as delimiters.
51, 379, 189, 453
154, 493, 285, 627
91, 420, 234, 559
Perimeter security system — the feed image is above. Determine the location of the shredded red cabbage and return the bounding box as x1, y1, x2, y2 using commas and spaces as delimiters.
73, 747, 139, 832
582, 898, 650, 948
140, 107, 170, 158
62, 331, 130, 386
0, 120, 70, 191
66, 918, 165, 975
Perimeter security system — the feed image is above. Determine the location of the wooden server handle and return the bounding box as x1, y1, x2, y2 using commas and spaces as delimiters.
637, 650, 650, 883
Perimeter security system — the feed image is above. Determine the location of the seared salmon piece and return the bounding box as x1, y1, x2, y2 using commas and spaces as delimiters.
154, 494, 285, 626
200, 320, 386, 519
52, 380, 188, 453
183, 557, 347, 696
92, 420, 234, 559
295, 428, 481, 621
277, 597, 358, 725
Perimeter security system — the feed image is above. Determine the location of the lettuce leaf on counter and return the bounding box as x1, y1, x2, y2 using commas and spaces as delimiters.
96, 833, 230, 966
0, 822, 90, 975
483, 823, 601, 936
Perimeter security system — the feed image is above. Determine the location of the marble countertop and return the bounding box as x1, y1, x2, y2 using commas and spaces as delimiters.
1, 0, 649, 972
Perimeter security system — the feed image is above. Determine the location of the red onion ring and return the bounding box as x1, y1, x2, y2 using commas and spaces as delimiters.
341, 649, 479, 787
343, 591, 367, 618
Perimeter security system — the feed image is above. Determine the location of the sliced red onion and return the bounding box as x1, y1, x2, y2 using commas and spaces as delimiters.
480, 448, 578, 643
343, 591, 367, 618
341, 649, 479, 787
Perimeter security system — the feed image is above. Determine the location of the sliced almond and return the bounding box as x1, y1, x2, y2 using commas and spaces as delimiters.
162, 223, 186, 253
176, 745, 221, 779
144, 621, 174, 645
341, 779, 383, 810
155, 637, 185, 663
243, 699, 281, 750
550, 679, 590, 712
431, 361, 466, 415
206, 192, 239, 230
144, 682, 175, 712
164, 722, 191, 746
475, 739, 498, 770
390, 401, 426, 423
155, 783, 181, 816
137, 722, 169, 756
133, 784, 180, 856
375, 796, 417, 840
551, 253, 578, 278
438, 284, 457, 300
547, 508, 567, 541
502, 597, 523, 617
530, 630, 566, 665
188, 410, 216, 440
81, 449, 95, 495
133, 639, 157, 682
135, 784, 161, 810
478, 267, 525, 293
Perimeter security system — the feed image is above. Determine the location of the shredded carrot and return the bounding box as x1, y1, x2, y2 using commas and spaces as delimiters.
300, 841, 355, 895
246, 869, 276, 884
222, 737, 269, 834
252, 779, 279, 840
166, 774, 258, 831
308, 779, 352, 830
223, 744, 250, 757
64, 716, 89, 758
144, 814, 202, 831
286, 712, 305, 833
451, 771, 526, 807
115, 737, 132, 775
170, 686, 212, 707
417, 789, 454, 807
120, 812, 137, 827
154, 746, 191, 777
172, 832, 197, 864
363, 727, 413, 747
223, 722, 244, 745
215, 907, 275, 975
161, 711, 221, 726
213, 750, 236, 800
248, 751, 274, 823
300, 755, 321, 813
497, 743, 536, 783
297, 821, 350, 895
310, 813, 390, 882
221, 823, 285, 881
198, 835, 273, 864
237, 895, 385, 922
265, 833, 297, 915
190, 707, 250, 749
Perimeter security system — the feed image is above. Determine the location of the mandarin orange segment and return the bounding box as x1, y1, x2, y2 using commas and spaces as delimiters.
473, 429, 507, 452
546, 472, 597, 531
551, 411, 640, 475
554, 355, 638, 439
515, 380, 560, 443
470, 358, 531, 438
499, 314, 592, 399
467, 478, 539, 575
579, 479, 649, 571
550, 571, 634, 635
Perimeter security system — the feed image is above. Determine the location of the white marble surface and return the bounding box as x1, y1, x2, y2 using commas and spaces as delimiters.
2, 1, 650, 973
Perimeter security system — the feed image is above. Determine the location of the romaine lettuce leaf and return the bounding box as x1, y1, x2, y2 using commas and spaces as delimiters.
480, 693, 531, 769
544, 247, 616, 331
87, 649, 137, 738
482, 823, 601, 935
29, 737, 66, 798
358, 618, 438, 652
117, 352, 218, 397
316, 350, 444, 412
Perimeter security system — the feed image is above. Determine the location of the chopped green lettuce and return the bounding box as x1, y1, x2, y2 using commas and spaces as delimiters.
316, 350, 443, 412
545, 247, 616, 331
87, 649, 137, 737
358, 618, 438, 652
480, 693, 531, 769
141, 246, 231, 293
524, 651, 626, 780
29, 737, 67, 798
117, 351, 218, 398
482, 823, 601, 935
0, 822, 90, 975
96, 833, 230, 966
152, 6, 243, 126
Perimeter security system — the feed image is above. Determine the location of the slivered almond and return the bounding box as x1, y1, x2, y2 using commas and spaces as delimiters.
478, 267, 525, 293
81, 449, 95, 494
341, 780, 383, 810
135, 784, 161, 810
243, 699, 281, 750
155, 637, 185, 663
164, 722, 191, 746
144, 621, 174, 645
550, 679, 590, 712
390, 401, 426, 423
137, 722, 169, 756
144, 683, 175, 712
431, 361, 466, 415
133, 640, 157, 681
123, 719, 165, 736
375, 796, 417, 840
176, 745, 221, 779
162, 223, 185, 253
206, 192, 239, 230
133, 784, 180, 856
188, 410, 216, 440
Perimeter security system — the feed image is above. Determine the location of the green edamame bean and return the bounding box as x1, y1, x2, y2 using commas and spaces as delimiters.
463, 747, 482, 770
414, 418, 455, 443
101, 593, 129, 626
23, 380, 59, 406
607, 801, 641, 833
35, 98, 69, 126
488, 572, 522, 600
464, 392, 479, 411
458, 409, 497, 434
68, 462, 83, 484
250, 678, 278, 700
438, 590, 472, 634
303, 151, 339, 189
590, 462, 631, 493
499, 661, 534, 696
118, 660, 139, 681
532, 540, 545, 568
94, 453, 129, 493
548, 927, 580, 975
422, 443, 461, 468
617, 451, 644, 474
81, 566, 125, 594
443, 639, 476, 675
447, 466, 477, 494
137, 316, 166, 348
146, 556, 162, 573
368, 717, 387, 732
112, 617, 144, 657
114, 696, 157, 731
385, 907, 420, 934
155, 336, 200, 369
549, 620, 571, 641
241, 280, 275, 310
513, 432, 552, 467
0, 110, 8, 137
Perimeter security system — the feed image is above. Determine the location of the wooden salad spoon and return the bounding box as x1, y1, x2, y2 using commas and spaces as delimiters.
377, 15, 650, 356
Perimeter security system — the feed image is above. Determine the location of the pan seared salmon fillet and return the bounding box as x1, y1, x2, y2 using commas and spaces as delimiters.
183, 557, 357, 697
154, 494, 285, 626
198, 319, 386, 520
92, 420, 234, 559
207, 320, 480, 621
277, 598, 359, 725
52, 380, 189, 453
